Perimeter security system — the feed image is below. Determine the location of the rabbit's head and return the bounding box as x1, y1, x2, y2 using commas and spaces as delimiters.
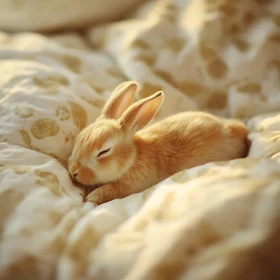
68, 81, 163, 186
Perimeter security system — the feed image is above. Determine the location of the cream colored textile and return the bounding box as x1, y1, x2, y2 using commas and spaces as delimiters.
0, 0, 280, 279
0, 0, 142, 31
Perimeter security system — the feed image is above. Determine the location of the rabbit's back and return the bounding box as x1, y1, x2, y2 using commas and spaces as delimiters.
139, 112, 248, 172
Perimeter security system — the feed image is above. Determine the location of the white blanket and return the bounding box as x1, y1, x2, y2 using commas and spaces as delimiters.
0, 0, 280, 279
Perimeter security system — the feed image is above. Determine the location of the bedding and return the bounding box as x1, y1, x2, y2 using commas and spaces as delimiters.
0, 0, 142, 31
0, 0, 280, 279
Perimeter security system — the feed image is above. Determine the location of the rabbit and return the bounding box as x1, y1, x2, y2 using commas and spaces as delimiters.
68, 81, 249, 205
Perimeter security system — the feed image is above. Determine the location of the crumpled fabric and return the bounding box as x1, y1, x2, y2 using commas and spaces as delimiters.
0, 0, 280, 279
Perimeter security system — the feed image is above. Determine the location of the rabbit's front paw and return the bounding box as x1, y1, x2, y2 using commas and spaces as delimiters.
86, 188, 105, 205
85, 184, 117, 205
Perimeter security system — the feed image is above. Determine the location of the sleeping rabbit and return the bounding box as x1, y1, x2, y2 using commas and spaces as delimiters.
68, 81, 248, 205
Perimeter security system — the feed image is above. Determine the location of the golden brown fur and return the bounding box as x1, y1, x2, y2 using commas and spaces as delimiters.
68, 81, 249, 205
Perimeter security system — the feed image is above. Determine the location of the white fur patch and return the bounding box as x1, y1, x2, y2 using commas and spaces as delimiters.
95, 161, 119, 183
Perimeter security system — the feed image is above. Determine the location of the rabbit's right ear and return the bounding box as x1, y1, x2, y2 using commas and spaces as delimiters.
99, 81, 138, 120
119, 91, 164, 133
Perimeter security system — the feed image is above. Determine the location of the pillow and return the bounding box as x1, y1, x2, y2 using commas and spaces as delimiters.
0, 32, 125, 164
0, 0, 141, 31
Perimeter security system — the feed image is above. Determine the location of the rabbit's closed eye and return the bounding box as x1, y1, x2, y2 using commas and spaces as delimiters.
97, 148, 111, 158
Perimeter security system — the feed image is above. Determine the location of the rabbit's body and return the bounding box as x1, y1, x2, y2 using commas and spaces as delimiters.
68, 81, 248, 205
115, 112, 248, 194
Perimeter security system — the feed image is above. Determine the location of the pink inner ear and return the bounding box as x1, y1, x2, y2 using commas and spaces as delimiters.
115, 91, 136, 119
132, 101, 157, 130
128, 93, 163, 131
103, 82, 138, 120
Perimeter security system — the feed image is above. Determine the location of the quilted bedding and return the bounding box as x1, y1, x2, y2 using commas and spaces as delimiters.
0, 0, 280, 279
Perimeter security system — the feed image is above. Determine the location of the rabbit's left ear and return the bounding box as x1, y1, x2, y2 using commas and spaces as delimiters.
119, 91, 164, 133
99, 81, 139, 120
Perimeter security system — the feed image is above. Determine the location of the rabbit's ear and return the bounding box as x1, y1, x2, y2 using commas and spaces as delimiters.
119, 91, 164, 133
99, 81, 138, 120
